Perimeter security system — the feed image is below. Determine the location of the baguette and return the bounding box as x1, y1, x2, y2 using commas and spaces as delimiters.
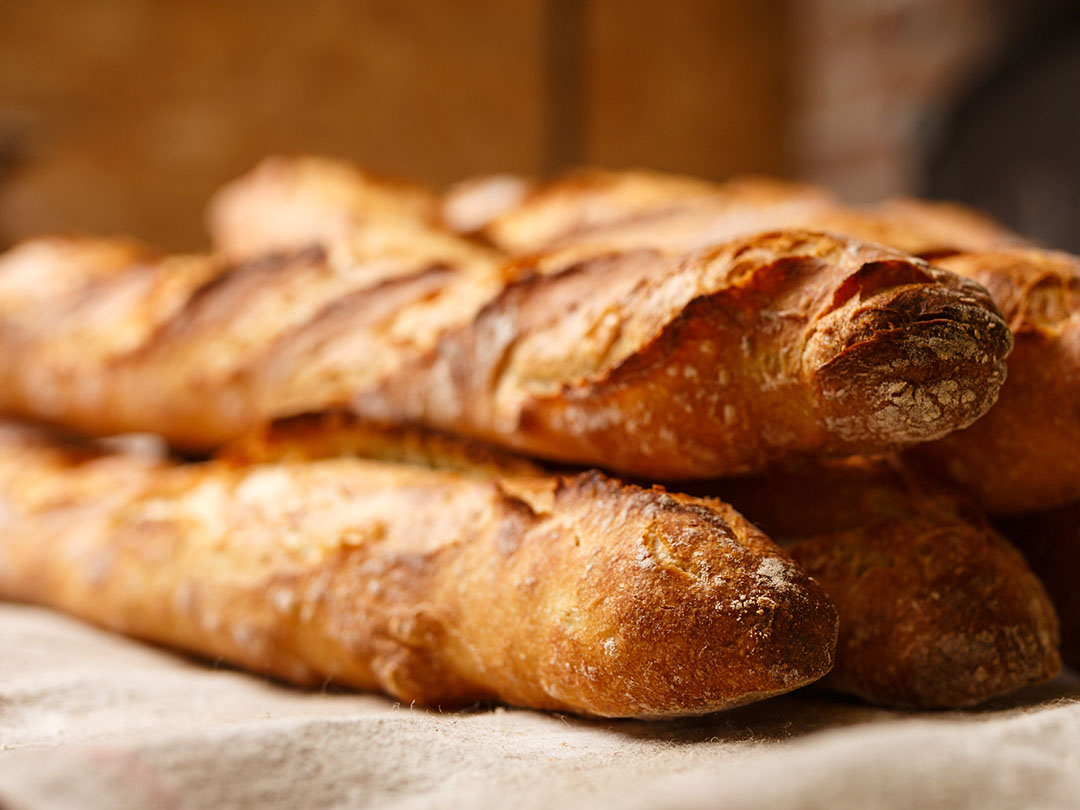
997, 503, 1080, 670
441, 169, 829, 255
198, 158, 1011, 476
904, 248, 1080, 513
481, 183, 1024, 260
234, 415, 1063, 707
207, 155, 445, 261
459, 168, 1080, 513
441, 173, 533, 237
0, 226, 1012, 477
0, 419, 837, 718
712, 458, 1062, 707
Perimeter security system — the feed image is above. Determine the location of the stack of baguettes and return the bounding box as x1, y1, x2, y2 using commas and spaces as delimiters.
0, 156, 1075, 718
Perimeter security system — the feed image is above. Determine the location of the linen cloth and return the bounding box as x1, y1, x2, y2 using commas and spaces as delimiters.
2, 603, 1078, 810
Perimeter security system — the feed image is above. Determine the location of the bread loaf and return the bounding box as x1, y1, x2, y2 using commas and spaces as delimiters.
483, 184, 1023, 260
441, 173, 533, 236
456, 167, 1080, 513
713, 457, 1061, 707
195, 157, 1013, 475
905, 248, 1080, 513
442, 168, 828, 255
0, 224, 1012, 478
444, 169, 1022, 259
234, 414, 1063, 708
207, 155, 445, 261
451, 171, 829, 257
0, 419, 837, 718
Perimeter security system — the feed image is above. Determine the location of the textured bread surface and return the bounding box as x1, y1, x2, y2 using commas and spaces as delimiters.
997, 503, 1080, 670
0, 420, 837, 718
238, 415, 1063, 708
713, 458, 1061, 708
453, 169, 1022, 259
905, 249, 1080, 513
454, 166, 1079, 513
206, 158, 1010, 472
0, 160, 1012, 475
351, 230, 1011, 478
460, 169, 827, 255
208, 155, 445, 261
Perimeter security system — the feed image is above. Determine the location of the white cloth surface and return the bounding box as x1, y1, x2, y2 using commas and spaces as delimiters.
1, 603, 1079, 810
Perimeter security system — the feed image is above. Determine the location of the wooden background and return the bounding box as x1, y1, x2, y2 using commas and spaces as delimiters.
0, 0, 788, 250
1, 0, 1053, 253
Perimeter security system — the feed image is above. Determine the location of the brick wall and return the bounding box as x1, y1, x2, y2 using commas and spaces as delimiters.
789, 0, 1009, 201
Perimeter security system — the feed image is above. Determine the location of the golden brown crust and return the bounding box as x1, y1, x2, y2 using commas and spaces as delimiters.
473, 167, 733, 254
0, 231, 1012, 477
0, 420, 837, 718
221, 410, 546, 478
207, 155, 444, 261
457, 170, 1020, 260
0, 159, 1012, 476
352, 230, 1011, 477
460, 167, 1079, 513
240, 416, 1063, 707
713, 458, 1061, 708
860, 198, 1031, 257
997, 503, 1080, 670
904, 249, 1080, 513
0, 236, 159, 320
205, 161, 1009, 475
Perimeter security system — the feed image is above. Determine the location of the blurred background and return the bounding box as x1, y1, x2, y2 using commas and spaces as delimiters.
0, 0, 1076, 252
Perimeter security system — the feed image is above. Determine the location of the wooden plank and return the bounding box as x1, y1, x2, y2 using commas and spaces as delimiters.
0, 0, 547, 250
584, 0, 790, 180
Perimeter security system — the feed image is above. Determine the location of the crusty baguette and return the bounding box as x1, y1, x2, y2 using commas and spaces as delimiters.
775, 199, 1080, 513
207, 155, 445, 261
617, 203, 1080, 513
904, 248, 1080, 513
199, 158, 1015, 475
483, 183, 1024, 260
458, 167, 1080, 513
997, 503, 1080, 670
350, 231, 1012, 478
674, 201, 1080, 513
234, 414, 1062, 708
0, 224, 1013, 477
0, 236, 158, 319
0, 228, 506, 446
446, 168, 1023, 259
448, 169, 834, 256
0, 420, 837, 718
711, 458, 1062, 707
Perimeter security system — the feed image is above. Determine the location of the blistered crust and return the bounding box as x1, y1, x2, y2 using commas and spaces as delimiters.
453, 165, 1078, 512
0, 421, 836, 718
716, 457, 1061, 708
358, 230, 1010, 477
907, 249, 1080, 513
0, 161, 1013, 479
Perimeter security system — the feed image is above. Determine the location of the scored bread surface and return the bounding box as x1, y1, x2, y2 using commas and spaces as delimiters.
0, 170, 1012, 476
0, 420, 837, 718
444, 166, 1080, 512
238, 414, 1064, 709
714, 457, 1061, 708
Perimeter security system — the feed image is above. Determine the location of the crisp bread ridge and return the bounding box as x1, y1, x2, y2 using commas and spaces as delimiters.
449, 165, 1080, 512
713, 456, 1062, 708
0, 158, 1013, 476
237, 414, 1063, 709
0, 419, 837, 719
